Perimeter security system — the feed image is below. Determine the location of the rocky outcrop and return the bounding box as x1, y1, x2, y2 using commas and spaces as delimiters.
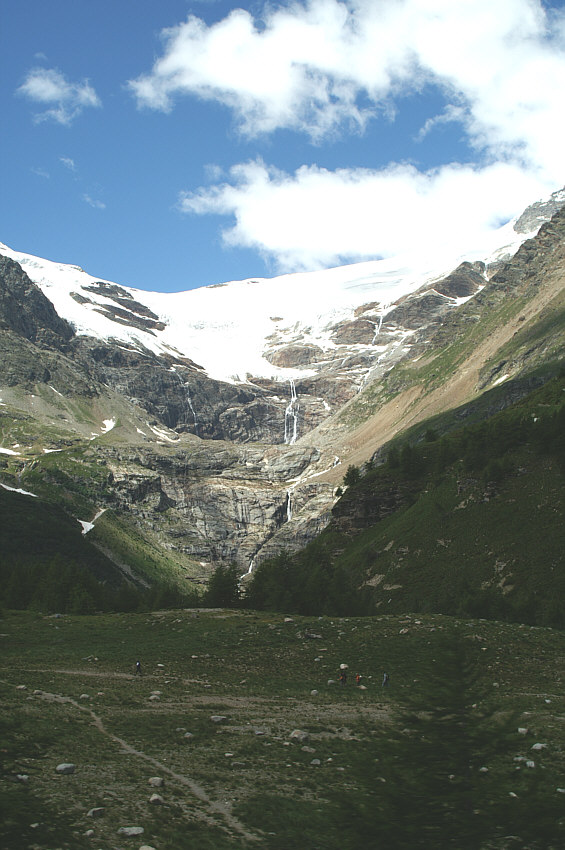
1, 198, 563, 580
265, 344, 325, 367
87, 440, 335, 569
0, 255, 73, 348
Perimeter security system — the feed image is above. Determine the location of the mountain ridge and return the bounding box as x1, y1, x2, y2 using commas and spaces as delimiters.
0, 190, 564, 605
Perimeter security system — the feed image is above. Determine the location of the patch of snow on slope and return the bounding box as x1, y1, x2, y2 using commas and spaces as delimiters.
1, 482, 38, 497
101, 418, 116, 433
78, 508, 106, 535
147, 423, 179, 442
0, 447, 20, 456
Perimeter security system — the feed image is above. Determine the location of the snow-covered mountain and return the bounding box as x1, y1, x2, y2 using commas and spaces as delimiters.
1, 189, 564, 577
2, 192, 560, 386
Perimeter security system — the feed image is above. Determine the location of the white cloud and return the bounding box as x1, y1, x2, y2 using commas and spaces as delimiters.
31, 166, 50, 179
137, 0, 564, 271
83, 194, 106, 210
60, 156, 76, 171
17, 67, 101, 125
179, 157, 547, 270
129, 0, 565, 169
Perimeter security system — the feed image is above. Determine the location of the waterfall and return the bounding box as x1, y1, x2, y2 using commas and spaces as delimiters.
240, 557, 255, 581
371, 310, 384, 344
284, 379, 299, 444
286, 489, 293, 522
185, 385, 199, 436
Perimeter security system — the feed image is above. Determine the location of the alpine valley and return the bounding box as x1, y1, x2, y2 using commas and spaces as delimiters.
1, 189, 564, 619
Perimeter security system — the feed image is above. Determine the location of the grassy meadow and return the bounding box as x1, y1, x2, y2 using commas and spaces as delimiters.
1, 607, 564, 849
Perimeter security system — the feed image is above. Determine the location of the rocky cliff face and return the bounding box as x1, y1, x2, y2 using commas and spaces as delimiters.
1, 194, 564, 580
0, 255, 74, 349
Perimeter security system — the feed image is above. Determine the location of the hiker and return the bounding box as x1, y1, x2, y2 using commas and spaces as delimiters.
382, 671, 389, 687
356, 673, 361, 686
135, 660, 142, 676
340, 669, 347, 686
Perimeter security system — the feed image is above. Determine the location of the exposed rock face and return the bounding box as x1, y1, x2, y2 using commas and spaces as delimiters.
0, 255, 73, 348
265, 344, 325, 367
1, 198, 563, 575
331, 318, 378, 344
93, 441, 335, 569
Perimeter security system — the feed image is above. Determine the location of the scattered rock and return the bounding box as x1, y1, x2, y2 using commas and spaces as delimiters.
310, 759, 321, 766
310, 689, 319, 696
531, 743, 547, 751
183, 732, 194, 740
16, 774, 29, 783
16, 684, 27, 690
210, 715, 227, 724
79, 693, 90, 700
87, 807, 105, 818
55, 763, 75, 775
526, 760, 535, 768
149, 793, 164, 805
148, 694, 160, 701
518, 727, 529, 735
84, 829, 94, 837
301, 746, 316, 753
289, 729, 309, 743
148, 777, 164, 787
117, 826, 144, 836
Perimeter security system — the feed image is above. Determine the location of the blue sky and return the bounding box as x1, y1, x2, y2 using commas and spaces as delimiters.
1, 0, 564, 292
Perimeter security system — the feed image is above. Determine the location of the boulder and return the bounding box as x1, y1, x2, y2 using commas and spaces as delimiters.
55, 763, 75, 775
117, 826, 144, 836
87, 807, 105, 818
289, 729, 309, 743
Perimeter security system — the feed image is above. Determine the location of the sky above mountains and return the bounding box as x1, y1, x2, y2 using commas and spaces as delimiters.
1, 0, 565, 292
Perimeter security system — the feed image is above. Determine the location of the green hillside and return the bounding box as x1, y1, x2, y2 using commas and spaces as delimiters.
246, 373, 565, 627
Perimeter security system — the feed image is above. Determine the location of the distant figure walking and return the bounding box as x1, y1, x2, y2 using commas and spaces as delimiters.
355, 673, 361, 686
135, 660, 142, 676
339, 663, 348, 686
382, 671, 389, 687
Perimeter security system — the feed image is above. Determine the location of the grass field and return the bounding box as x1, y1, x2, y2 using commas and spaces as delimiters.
1, 608, 564, 849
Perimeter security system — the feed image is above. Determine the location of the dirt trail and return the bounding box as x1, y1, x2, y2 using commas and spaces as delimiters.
33, 688, 261, 843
